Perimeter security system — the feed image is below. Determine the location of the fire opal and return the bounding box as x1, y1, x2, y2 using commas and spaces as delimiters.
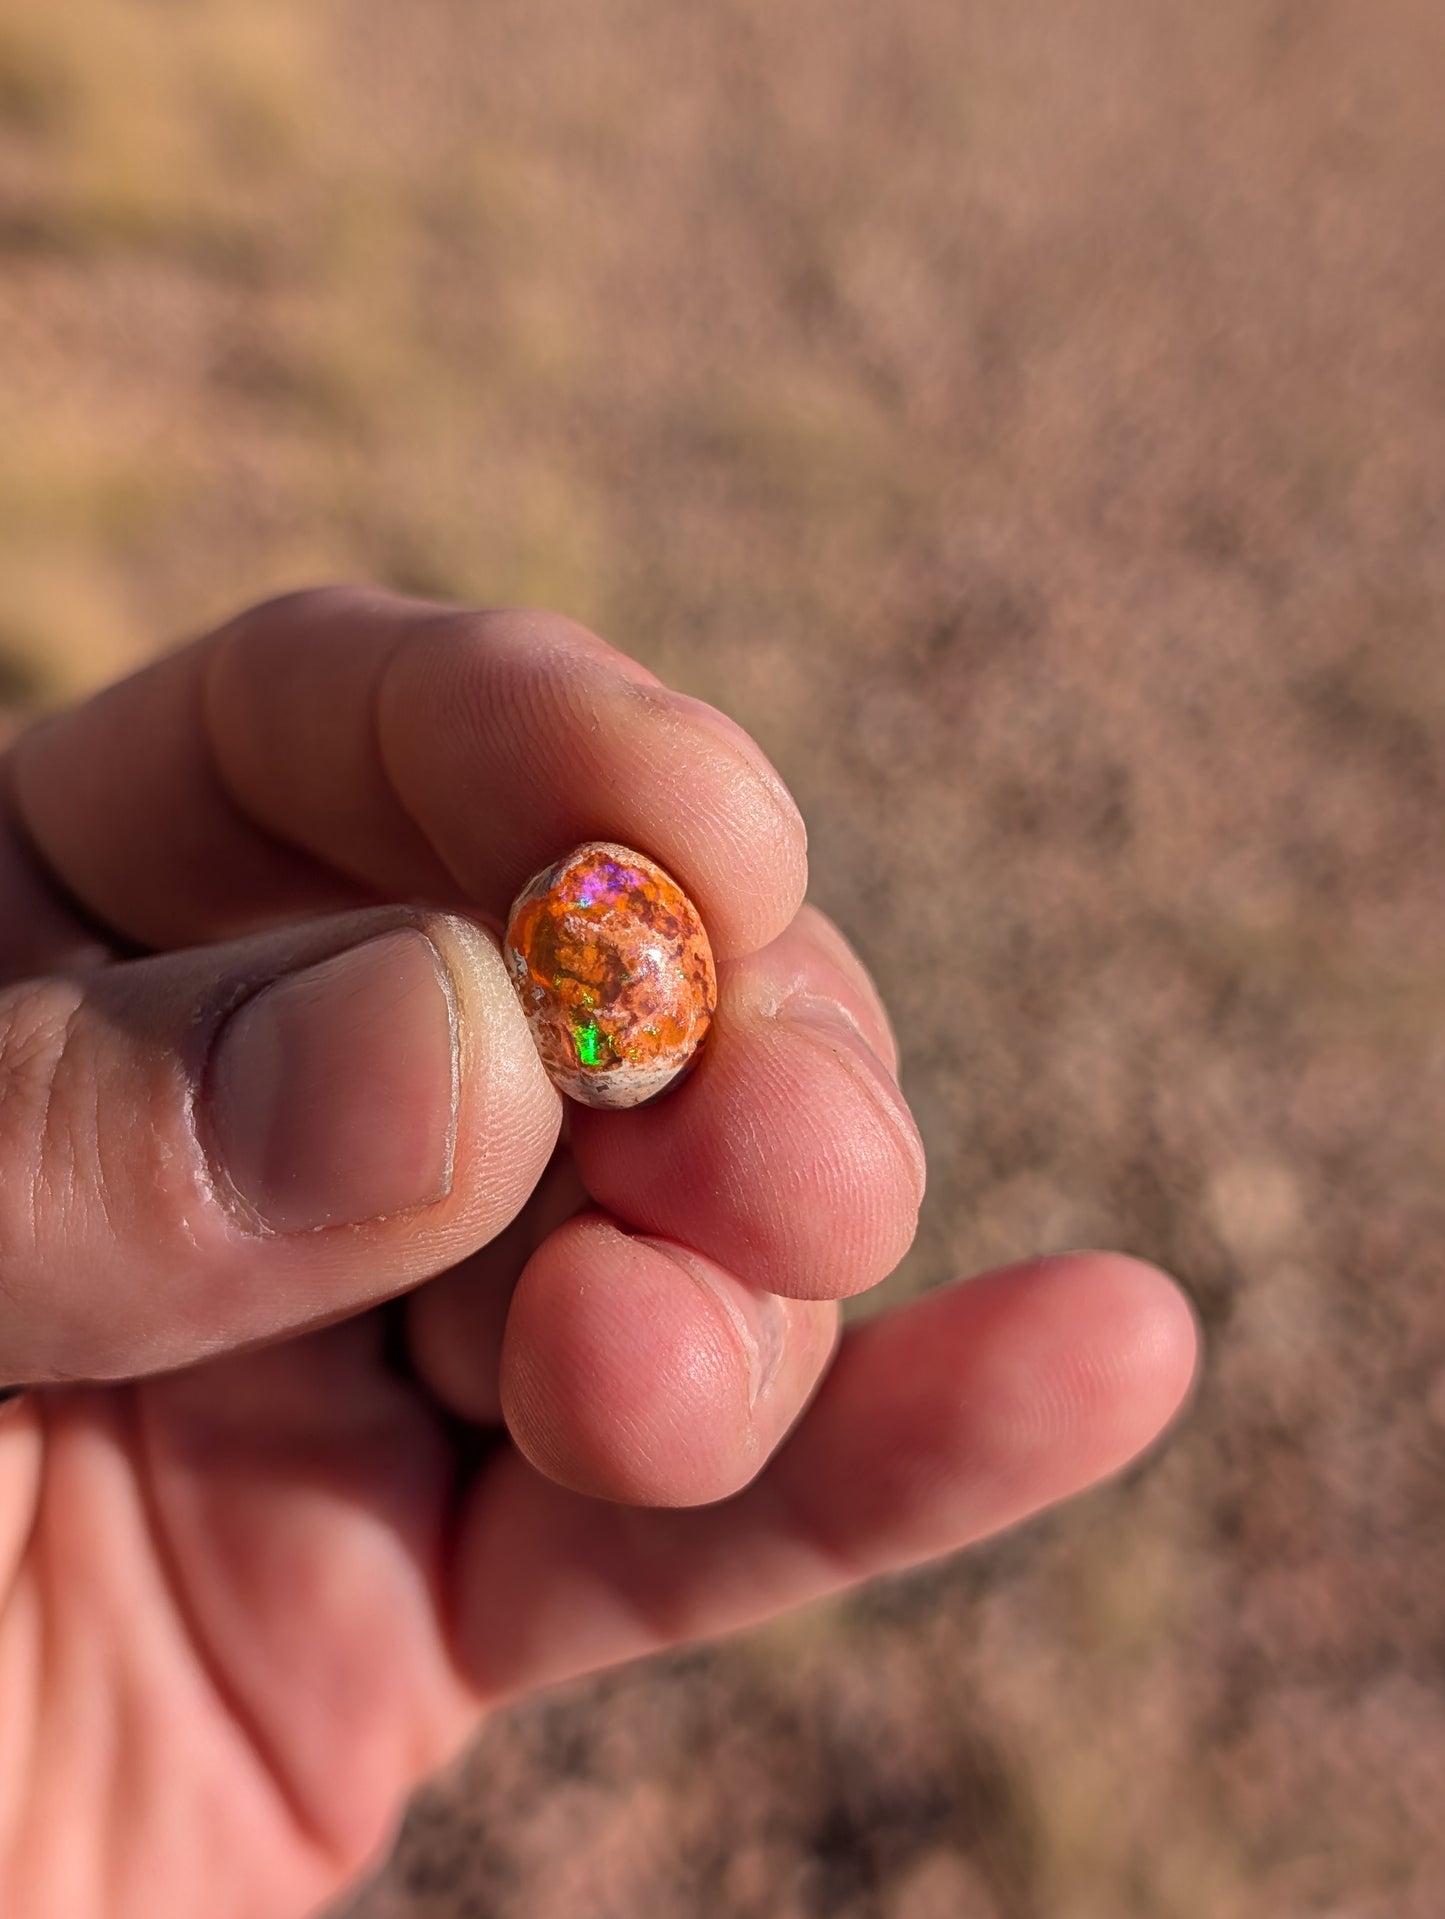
502, 842, 717, 1109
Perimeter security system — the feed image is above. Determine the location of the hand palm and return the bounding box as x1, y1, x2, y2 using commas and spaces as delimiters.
4, 1322, 461, 1915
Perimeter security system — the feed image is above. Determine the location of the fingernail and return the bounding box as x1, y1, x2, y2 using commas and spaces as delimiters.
637, 1237, 789, 1407
207, 930, 458, 1233
780, 993, 928, 1196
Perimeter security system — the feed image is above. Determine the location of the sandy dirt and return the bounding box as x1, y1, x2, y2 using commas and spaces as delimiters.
2, 3, 1443, 1914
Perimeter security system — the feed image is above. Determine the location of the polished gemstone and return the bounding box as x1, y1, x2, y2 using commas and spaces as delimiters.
503, 841, 717, 1109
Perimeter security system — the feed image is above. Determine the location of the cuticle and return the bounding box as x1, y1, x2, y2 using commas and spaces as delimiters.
423, 928, 463, 1199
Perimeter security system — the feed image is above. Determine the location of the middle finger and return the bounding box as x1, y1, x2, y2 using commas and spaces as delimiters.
570, 903, 925, 1302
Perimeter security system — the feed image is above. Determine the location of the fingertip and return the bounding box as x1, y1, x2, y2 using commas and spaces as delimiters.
957, 1250, 1203, 1474
499, 1216, 836, 1507
1069, 1250, 1203, 1441
500, 1216, 745, 1506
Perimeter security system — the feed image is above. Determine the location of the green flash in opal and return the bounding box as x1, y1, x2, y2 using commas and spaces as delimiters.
502, 840, 717, 1109
573, 1020, 609, 1067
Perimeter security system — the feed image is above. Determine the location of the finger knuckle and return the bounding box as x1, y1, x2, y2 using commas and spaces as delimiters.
224, 584, 360, 636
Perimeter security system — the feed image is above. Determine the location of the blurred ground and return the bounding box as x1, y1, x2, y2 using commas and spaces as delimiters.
3, 2, 1444, 1915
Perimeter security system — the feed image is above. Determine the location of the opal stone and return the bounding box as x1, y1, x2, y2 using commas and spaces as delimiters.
503, 841, 717, 1109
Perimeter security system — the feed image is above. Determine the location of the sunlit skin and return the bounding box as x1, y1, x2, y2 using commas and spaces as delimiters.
0, 590, 1199, 1919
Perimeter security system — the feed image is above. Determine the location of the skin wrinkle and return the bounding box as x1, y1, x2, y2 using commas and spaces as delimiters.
12, 593, 806, 966
712, 1077, 780, 1220
549, 653, 637, 752
756, 1447, 886, 1594
603, 1504, 727, 1652
0, 987, 86, 1350
773, 1406, 998, 1584
737, 919, 901, 1072
949, 1263, 1187, 1471
127, 1394, 381, 1885
503, 1494, 694, 1665
731, 1029, 915, 1285
970, 1282, 1182, 1513
94, 1028, 217, 1287
483, 1437, 861, 1685
635, 722, 805, 927
454, 1484, 632, 1703
447, 627, 584, 766
774, 999, 926, 1199
651, 691, 810, 854
47, 1401, 335, 1917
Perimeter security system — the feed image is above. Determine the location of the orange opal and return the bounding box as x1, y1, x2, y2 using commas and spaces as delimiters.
503, 842, 717, 1109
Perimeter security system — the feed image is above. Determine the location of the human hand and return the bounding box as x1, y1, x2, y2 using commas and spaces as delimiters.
0, 590, 1198, 1919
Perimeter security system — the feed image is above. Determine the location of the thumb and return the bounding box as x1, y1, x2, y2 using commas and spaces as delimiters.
0, 910, 560, 1385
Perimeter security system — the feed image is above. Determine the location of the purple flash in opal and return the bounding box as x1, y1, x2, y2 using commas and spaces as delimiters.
574, 857, 637, 907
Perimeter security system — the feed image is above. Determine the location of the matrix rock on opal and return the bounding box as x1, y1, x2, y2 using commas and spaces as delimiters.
503, 842, 717, 1109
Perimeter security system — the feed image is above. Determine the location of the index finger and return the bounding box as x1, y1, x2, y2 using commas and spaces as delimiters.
6, 587, 808, 959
